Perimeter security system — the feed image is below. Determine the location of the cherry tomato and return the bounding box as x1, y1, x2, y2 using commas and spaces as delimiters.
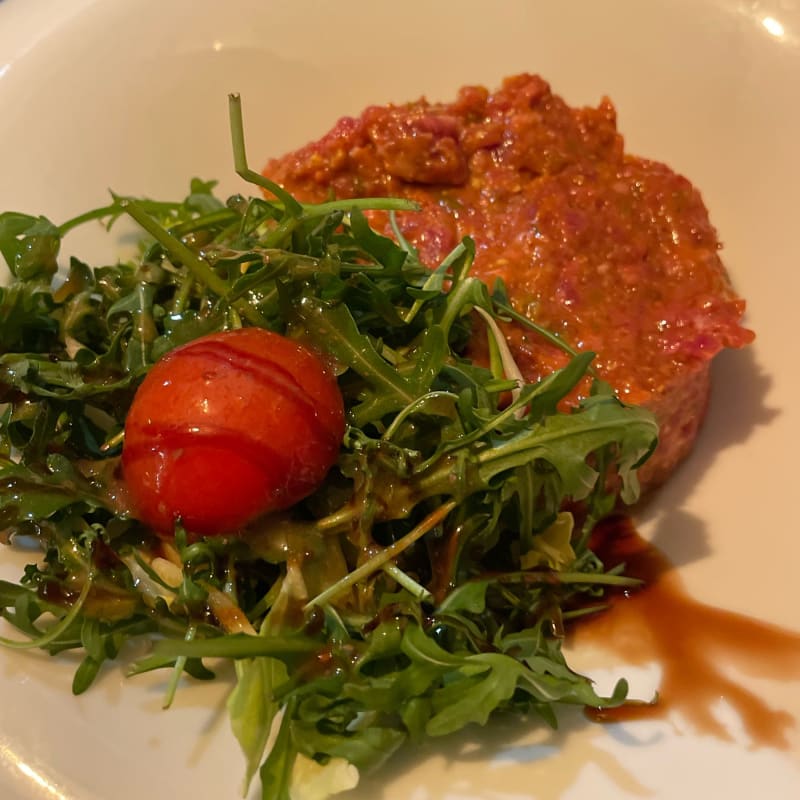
121, 327, 345, 537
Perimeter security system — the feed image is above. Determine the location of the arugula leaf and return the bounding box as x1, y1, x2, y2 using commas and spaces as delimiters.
229, 656, 287, 794
0, 212, 60, 280
259, 702, 297, 800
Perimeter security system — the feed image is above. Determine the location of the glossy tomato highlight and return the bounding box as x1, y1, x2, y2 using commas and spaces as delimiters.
122, 328, 345, 537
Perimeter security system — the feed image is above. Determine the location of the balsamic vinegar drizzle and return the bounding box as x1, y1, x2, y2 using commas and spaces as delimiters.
577, 515, 800, 747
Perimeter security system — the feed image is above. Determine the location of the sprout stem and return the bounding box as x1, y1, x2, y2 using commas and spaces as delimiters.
163, 624, 196, 709
305, 500, 456, 610
228, 94, 417, 221
382, 563, 434, 604
120, 197, 267, 327
0, 574, 94, 650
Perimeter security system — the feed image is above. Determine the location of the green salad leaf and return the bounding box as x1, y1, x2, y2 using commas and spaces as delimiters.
0, 95, 658, 799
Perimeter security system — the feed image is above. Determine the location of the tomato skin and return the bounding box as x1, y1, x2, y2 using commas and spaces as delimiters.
121, 328, 345, 537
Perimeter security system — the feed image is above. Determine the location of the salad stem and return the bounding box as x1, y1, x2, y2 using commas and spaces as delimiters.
0, 575, 94, 650
120, 197, 268, 327
163, 624, 197, 709
382, 563, 434, 604
305, 500, 457, 610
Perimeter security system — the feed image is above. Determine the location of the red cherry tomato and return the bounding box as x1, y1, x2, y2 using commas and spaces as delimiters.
121, 328, 345, 537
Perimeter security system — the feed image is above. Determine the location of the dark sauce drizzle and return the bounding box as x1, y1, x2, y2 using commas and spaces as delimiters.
576, 515, 800, 748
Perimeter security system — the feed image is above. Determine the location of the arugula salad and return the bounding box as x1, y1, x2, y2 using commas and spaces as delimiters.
0, 97, 658, 799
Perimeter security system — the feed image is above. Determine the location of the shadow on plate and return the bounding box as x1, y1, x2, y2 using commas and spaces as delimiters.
356, 706, 656, 800
635, 344, 775, 569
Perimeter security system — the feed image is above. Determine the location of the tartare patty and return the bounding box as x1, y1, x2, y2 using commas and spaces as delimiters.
264, 73, 754, 488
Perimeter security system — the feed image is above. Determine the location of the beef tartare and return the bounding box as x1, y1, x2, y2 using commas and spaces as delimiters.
264, 73, 754, 488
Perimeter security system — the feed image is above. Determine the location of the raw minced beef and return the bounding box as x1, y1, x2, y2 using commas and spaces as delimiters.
263, 73, 754, 488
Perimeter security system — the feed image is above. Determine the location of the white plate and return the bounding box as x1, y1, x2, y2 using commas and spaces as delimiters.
1, 0, 799, 798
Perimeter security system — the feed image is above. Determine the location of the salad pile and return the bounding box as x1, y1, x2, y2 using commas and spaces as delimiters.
0, 97, 658, 799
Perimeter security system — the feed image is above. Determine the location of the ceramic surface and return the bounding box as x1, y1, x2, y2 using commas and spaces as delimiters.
1, 1, 799, 798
